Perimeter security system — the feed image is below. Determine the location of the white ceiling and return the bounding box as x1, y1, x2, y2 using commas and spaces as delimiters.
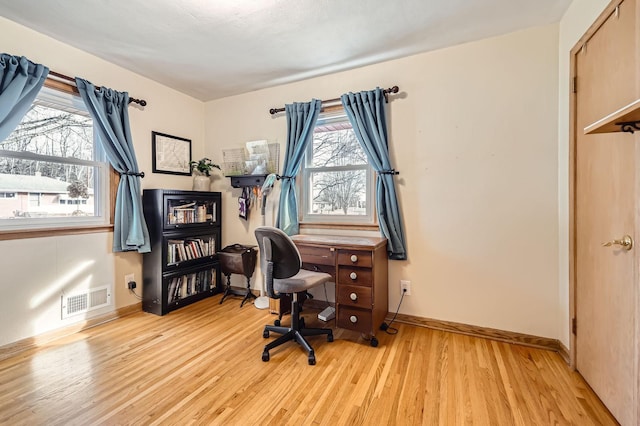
0, 0, 571, 102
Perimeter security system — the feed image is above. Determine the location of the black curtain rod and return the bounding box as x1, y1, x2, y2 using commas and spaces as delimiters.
49, 70, 148, 107
269, 85, 399, 115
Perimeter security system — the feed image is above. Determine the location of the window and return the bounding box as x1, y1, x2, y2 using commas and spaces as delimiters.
301, 110, 374, 224
0, 84, 109, 229
28, 193, 41, 207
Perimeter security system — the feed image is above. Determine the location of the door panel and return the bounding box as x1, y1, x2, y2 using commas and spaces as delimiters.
576, 1, 636, 127
574, 1, 638, 425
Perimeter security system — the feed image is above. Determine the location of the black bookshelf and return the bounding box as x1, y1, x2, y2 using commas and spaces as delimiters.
142, 189, 222, 315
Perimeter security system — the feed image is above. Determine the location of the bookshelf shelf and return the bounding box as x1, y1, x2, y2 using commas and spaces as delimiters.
142, 189, 222, 315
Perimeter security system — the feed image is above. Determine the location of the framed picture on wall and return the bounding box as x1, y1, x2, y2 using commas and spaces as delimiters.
238, 197, 248, 220
152, 131, 192, 175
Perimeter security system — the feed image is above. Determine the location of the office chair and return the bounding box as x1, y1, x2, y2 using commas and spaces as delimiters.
254, 226, 333, 365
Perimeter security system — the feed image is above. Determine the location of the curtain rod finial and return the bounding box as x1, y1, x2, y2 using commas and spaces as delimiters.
128, 98, 147, 107
383, 86, 399, 103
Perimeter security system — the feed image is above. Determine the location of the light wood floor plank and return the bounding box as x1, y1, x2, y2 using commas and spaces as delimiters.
0, 296, 617, 425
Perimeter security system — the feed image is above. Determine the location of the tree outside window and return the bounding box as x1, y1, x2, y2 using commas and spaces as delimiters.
301, 111, 374, 224
0, 85, 109, 226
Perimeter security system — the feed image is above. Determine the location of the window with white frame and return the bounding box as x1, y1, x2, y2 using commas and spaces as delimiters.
28, 192, 41, 207
301, 110, 374, 224
0, 84, 109, 228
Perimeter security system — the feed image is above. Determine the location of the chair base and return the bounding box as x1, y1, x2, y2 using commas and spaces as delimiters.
261, 294, 333, 365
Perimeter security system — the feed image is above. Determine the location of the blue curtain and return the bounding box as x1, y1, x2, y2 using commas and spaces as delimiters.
0, 54, 49, 141
341, 88, 407, 260
275, 99, 321, 235
75, 78, 150, 253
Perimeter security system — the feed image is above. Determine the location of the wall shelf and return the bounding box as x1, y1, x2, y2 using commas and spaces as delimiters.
227, 174, 267, 188
584, 98, 640, 134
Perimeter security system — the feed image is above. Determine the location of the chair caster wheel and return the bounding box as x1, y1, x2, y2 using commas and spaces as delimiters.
370, 337, 379, 347
263, 330, 269, 338
262, 350, 270, 362
274, 319, 281, 326
327, 333, 334, 342
308, 353, 316, 365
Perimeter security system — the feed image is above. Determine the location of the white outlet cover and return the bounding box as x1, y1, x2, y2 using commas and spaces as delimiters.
125, 274, 135, 289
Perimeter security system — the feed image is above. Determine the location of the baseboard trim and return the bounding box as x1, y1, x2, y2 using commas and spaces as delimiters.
0, 302, 142, 362
387, 313, 567, 357
557, 341, 570, 364
3, 303, 568, 364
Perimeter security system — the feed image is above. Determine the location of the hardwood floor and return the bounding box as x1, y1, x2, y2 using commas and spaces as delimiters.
0, 296, 616, 425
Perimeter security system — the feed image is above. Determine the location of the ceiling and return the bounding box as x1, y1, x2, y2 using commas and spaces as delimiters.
0, 0, 572, 102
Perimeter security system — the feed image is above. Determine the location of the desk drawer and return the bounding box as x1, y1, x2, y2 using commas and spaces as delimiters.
337, 306, 372, 334
301, 262, 335, 279
338, 266, 372, 287
338, 250, 372, 268
298, 245, 335, 266
337, 284, 372, 309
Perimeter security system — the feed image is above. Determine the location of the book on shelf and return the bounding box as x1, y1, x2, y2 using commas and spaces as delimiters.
167, 270, 212, 303
167, 276, 178, 304
167, 202, 211, 225
173, 202, 196, 209
173, 276, 183, 301
195, 205, 207, 223
167, 237, 216, 264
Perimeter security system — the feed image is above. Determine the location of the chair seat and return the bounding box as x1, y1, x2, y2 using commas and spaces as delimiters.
274, 269, 332, 294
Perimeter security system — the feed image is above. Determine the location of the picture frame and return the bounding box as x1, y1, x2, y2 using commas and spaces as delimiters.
238, 197, 248, 220
152, 131, 192, 175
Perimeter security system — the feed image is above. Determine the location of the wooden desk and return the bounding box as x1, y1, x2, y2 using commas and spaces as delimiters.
291, 234, 388, 347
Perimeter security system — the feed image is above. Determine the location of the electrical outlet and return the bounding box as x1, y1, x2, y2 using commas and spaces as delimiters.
400, 280, 411, 296
125, 273, 135, 290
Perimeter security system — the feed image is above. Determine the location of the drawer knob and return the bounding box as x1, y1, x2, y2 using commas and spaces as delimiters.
350, 254, 358, 263
350, 315, 358, 323
350, 272, 357, 280
350, 292, 358, 301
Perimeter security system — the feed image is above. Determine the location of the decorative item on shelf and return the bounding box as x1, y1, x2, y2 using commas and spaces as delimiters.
222, 141, 280, 188
190, 158, 221, 191
222, 141, 280, 177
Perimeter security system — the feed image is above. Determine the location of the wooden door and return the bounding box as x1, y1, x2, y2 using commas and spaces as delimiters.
574, 1, 638, 424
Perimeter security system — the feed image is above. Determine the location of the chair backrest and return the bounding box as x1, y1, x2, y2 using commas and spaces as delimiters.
254, 226, 302, 279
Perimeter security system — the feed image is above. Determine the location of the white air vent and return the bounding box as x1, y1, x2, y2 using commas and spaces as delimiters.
61, 286, 112, 319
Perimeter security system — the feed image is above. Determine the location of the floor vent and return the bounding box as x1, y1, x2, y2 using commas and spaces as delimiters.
61, 286, 112, 319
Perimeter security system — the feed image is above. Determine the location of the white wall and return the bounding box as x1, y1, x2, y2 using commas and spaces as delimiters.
0, 17, 205, 346
206, 24, 561, 339
557, 0, 610, 347
0, 11, 590, 346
